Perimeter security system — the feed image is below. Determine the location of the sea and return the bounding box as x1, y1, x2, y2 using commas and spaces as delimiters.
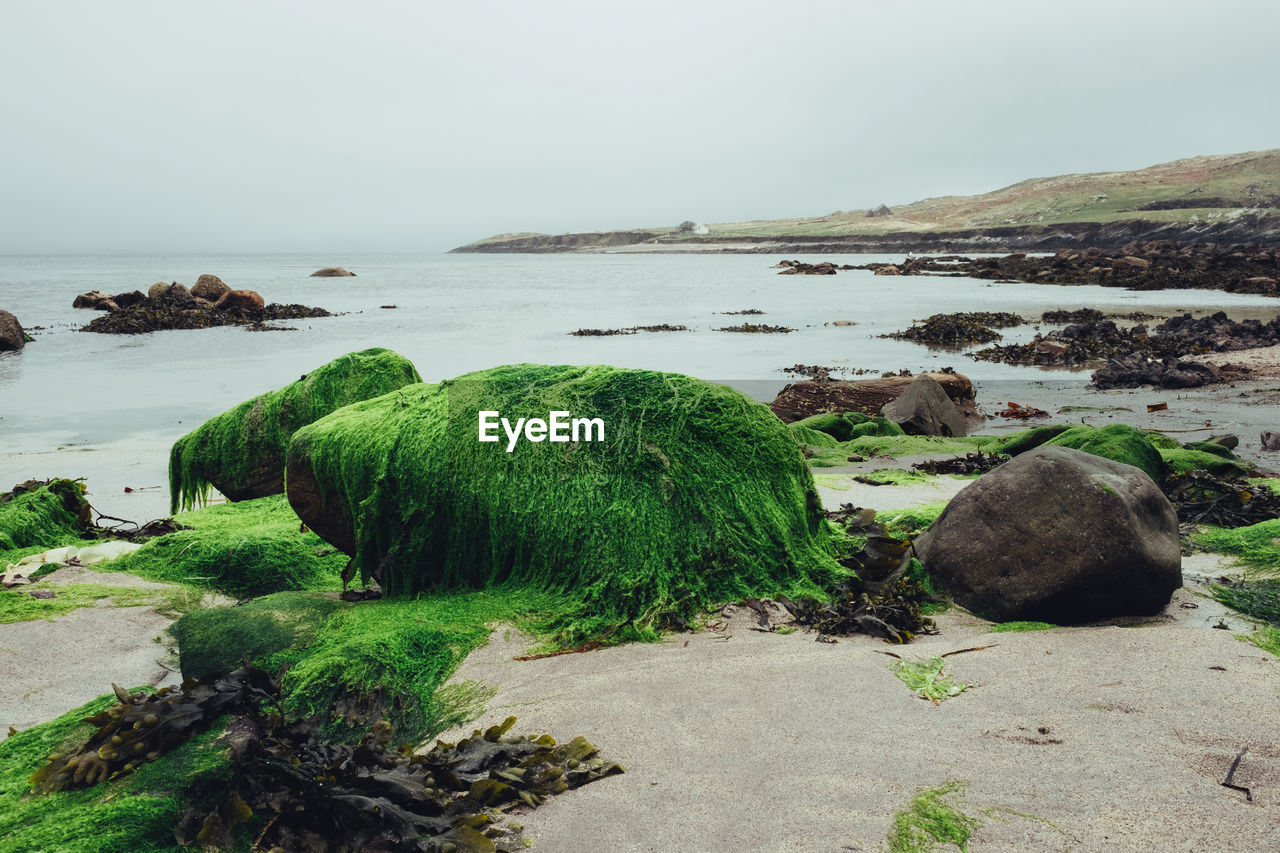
1, 252, 1276, 519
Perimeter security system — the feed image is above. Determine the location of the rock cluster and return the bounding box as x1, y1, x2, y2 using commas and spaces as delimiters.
771, 260, 855, 275
770, 370, 981, 428
74, 276, 330, 334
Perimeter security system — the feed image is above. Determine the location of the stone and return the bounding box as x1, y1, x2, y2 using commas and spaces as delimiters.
1262, 431, 1280, 452
873, 265, 901, 276
770, 372, 980, 425
166, 284, 194, 304
310, 267, 356, 277
214, 289, 265, 312
880, 373, 968, 437
191, 274, 231, 301
0, 309, 25, 352
72, 290, 116, 310
148, 282, 171, 299
914, 446, 1182, 623
112, 290, 147, 309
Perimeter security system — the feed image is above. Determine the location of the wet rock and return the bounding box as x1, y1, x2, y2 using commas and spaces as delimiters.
72, 290, 117, 310
215, 289, 266, 312
0, 309, 26, 352
191, 274, 231, 301
777, 261, 838, 275
1092, 355, 1223, 390
771, 371, 980, 426
880, 373, 968, 437
915, 446, 1182, 623
885, 312, 1024, 345
113, 290, 148, 309
148, 282, 172, 299
1262, 432, 1280, 452
873, 265, 901, 276
310, 267, 356, 277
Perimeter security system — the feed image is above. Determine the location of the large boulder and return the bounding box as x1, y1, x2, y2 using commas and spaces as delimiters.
191, 274, 231, 301
880, 373, 967, 436
770, 371, 980, 425
914, 446, 1181, 623
168, 348, 423, 511
310, 267, 356, 277
285, 365, 844, 623
148, 282, 172, 299
0, 310, 26, 352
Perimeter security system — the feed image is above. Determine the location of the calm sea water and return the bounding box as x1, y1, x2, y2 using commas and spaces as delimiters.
2, 251, 1277, 457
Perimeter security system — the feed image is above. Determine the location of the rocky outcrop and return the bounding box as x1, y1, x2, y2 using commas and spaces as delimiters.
310, 267, 357, 277
914, 446, 1182, 623
770, 371, 980, 426
214, 290, 265, 312
0, 310, 26, 352
192, 274, 231, 301
72, 291, 119, 310
880, 374, 967, 437
1091, 355, 1230, 390
774, 260, 851, 275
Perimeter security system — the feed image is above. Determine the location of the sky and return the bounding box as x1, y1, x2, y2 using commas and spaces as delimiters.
3, 0, 1278, 254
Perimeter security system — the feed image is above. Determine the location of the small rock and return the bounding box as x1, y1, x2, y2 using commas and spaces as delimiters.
191, 274, 231, 301
0, 309, 26, 352
214, 290, 266, 312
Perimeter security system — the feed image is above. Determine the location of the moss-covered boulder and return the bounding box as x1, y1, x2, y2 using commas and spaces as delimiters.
789, 411, 905, 443
0, 479, 92, 554
1043, 424, 1165, 482
286, 364, 843, 637
168, 348, 422, 512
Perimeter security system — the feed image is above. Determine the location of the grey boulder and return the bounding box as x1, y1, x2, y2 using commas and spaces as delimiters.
914, 446, 1181, 623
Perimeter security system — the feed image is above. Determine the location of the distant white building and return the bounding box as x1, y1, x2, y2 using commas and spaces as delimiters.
693, 222, 709, 235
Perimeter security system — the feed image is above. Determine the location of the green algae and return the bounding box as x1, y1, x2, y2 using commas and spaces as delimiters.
0, 583, 161, 624
789, 411, 905, 442
877, 503, 949, 538
987, 424, 1072, 457
0, 479, 92, 554
1242, 626, 1280, 656
0, 692, 231, 853
1043, 424, 1165, 481
888, 781, 981, 852
890, 658, 968, 702
1159, 447, 1250, 479
104, 495, 346, 597
1196, 520, 1280, 576
288, 364, 846, 644
988, 620, 1058, 633
168, 348, 421, 512
172, 588, 568, 743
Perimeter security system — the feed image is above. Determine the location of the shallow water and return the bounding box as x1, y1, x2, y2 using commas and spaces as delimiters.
3, 250, 1278, 522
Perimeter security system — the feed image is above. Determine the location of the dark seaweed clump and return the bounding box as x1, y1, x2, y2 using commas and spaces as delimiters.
30, 667, 622, 852
883, 312, 1025, 345
716, 323, 794, 333
570, 324, 687, 336
82, 297, 331, 335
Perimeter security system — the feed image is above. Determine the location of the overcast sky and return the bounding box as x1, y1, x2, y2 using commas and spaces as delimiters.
4, 0, 1277, 254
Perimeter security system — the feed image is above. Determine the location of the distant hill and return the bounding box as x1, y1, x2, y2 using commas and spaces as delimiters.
452, 149, 1280, 253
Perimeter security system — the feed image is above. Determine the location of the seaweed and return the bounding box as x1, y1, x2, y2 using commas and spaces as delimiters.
789, 411, 905, 443
103, 495, 347, 598
889, 658, 968, 703
1196, 520, 1280, 574
1212, 579, 1280, 624
20, 669, 622, 853
168, 348, 422, 512
988, 621, 1058, 633
287, 365, 845, 645
1163, 471, 1280, 527
884, 312, 1025, 346
0, 479, 93, 553
888, 780, 981, 852
715, 323, 794, 333
911, 452, 1005, 476
0, 582, 161, 624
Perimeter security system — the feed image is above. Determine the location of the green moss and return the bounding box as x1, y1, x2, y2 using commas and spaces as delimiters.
888, 781, 982, 852
1248, 478, 1280, 495
987, 424, 1073, 456
0, 583, 160, 624
0, 479, 92, 554
0, 692, 231, 853
1241, 626, 1280, 656
1212, 578, 1280, 624
104, 495, 346, 597
1142, 431, 1182, 450
843, 434, 994, 457
877, 503, 949, 538
788, 424, 841, 448
173, 588, 563, 743
1159, 447, 1250, 479
289, 365, 846, 644
1043, 424, 1165, 482
169, 348, 422, 512
989, 620, 1058, 633
1196, 520, 1280, 576
789, 411, 905, 443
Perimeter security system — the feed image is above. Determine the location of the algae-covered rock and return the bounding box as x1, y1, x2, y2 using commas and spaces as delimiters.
0, 479, 92, 553
789, 411, 905, 443
169, 348, 422, 511
286, 364, 843, 633
992, 424, 1165, 482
